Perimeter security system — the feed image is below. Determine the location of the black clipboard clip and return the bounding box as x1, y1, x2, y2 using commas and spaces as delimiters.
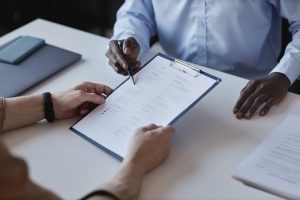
170, 59, 202, 77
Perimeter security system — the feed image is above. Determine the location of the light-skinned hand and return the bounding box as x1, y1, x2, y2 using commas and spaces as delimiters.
123, 124, 175, 175
52, 82, 113, 119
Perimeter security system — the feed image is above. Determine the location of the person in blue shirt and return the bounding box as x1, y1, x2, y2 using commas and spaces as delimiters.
105, 0, 300, 119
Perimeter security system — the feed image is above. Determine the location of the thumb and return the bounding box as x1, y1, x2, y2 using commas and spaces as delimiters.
123, 37, 139, 58
160, 126, 176, 137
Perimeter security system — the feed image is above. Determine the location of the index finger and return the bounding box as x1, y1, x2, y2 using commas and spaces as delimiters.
75, 82, 113, 95
109, 40, 128, 69
233, 80, 257, 113
93, 84, 113, 96
142, 123, 160, 132
123, 37, 138, 57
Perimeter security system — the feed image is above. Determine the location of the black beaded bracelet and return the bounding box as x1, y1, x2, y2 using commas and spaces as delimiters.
42, 92, 55, 123
80, 190, 119, 200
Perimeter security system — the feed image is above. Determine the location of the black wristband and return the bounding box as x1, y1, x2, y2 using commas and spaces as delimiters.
80, 190, 119, 200
42, 92, 55, 123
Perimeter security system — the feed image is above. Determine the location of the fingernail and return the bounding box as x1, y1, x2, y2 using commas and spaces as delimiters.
236, 113, 243, 119
245, 113, 251, 119
99, 98, 105, 104
124, 47, 131, 54
80, 109, 88, 115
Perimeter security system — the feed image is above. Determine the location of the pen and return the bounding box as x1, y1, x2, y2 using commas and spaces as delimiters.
127, 66, 136, 85
118, 41, 135, 85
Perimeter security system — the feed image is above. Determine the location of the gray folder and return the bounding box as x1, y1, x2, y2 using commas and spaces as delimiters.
0, 38, 81, 97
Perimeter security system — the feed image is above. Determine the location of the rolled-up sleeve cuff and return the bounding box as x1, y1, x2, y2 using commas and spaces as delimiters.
270, 53, 300, 85
111, 32, 150, 60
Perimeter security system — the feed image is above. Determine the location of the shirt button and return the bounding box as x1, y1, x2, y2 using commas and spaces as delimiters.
192, 36, 198, 42
192, 16, 197, 22
198, 20, 204, 27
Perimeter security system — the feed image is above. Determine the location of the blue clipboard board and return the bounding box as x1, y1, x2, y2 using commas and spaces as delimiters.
70, 53, 222, 161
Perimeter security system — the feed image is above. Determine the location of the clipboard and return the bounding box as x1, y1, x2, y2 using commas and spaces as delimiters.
154, 53, 221, 125
71, 53, 221, 160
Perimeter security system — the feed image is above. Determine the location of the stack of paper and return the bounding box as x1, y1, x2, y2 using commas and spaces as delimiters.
232, 115, 300, 199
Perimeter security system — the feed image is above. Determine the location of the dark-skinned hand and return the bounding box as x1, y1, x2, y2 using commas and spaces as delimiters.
105, 37, 141, 75
233, 72, 290, 119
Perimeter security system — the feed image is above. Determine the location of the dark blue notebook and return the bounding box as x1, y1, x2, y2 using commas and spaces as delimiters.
0, 36, 81, 97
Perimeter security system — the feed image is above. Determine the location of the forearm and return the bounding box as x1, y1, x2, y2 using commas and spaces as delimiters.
3, 95, 44, 132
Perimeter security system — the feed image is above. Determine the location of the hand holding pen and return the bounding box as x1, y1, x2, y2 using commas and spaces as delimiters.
105, 37, 141, 83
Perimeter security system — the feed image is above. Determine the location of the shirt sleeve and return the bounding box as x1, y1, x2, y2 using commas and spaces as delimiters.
111, 0, 157, 59
270, 0, 300, 84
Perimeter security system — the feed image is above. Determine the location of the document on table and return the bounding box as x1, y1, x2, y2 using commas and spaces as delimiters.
232, 114, 300, 200
71, 53, 221, 159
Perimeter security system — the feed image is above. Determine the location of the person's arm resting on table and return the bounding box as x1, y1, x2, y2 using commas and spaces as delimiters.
2, 82, 112, 132
0, 82, 175, 200
234, 1, 300, 119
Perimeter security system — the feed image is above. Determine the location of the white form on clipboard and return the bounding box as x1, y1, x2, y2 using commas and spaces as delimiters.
71, 53, 221, 159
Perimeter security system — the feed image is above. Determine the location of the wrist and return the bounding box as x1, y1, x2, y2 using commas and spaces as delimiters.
123, 159, 146, 177
104, 162, 144, 200
270, 72, 290, 86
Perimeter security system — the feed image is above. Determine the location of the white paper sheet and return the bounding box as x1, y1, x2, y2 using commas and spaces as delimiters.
72, 55, 219, 158
232, 114, 300, 199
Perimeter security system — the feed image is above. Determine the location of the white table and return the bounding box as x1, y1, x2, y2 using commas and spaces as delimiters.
1, 19, 299, 200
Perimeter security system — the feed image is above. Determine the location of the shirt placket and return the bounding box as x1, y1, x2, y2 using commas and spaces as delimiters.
194, 0, 207, 65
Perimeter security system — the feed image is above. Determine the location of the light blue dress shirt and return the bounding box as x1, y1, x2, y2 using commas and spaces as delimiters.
112, 0, 300, 83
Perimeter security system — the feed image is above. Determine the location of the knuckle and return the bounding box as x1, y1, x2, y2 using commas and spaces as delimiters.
255, 96, 266, 104
115, 54, 124, 63
109, 61, 116, 68
240, 86, 249, 94
109, 40, 117, 47
249, 79, 259, 86
105, 50, 110, 57
137, 127, 143, 132
149, 123, 156, 127
113, 60, 119, 66
245, 96, 255, 104
76, 90, 85, 98
141, 127, 148, 132
82, 81, 90, 86
240, 88, 246, 94
116, 67, 123, 74
129, 37, 137, 44
169, 126, 175, 132
267, 99, 274, 106
249, 80, 256, 84
257, 84, 265, 90
112, 53, 120, 61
